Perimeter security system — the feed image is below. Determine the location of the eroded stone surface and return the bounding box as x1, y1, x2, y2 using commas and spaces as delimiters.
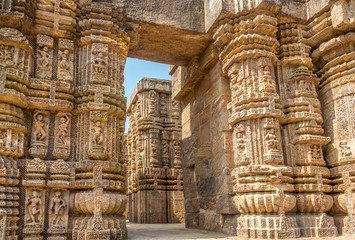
0, 0, 354, 239
126, 78, 184, 224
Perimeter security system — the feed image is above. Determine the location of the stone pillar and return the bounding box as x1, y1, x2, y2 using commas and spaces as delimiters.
312, 1, 355, 234
0, 27, 32, 239
213, 12, 300, 238
71, 1, 129, 239
277, 22, 337, 237
126, 78, 184, 224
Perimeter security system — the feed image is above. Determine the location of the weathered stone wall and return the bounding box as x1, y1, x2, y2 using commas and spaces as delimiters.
0, 0, 354, 239
171, 54, 238, 233
126, 78, 184, 224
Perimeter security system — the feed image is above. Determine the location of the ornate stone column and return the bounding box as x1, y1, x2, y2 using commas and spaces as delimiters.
126, 78, 184, 224
277, 22, 337, 237
311, 1, 355, 234
0, 27, 32, 239
213, 12, 300, 239
71, 1, 129, 239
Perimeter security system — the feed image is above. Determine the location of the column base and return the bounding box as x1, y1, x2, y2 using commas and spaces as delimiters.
295, 213, 338, 237
237, 214, 300, 239
72, 216, 127, 240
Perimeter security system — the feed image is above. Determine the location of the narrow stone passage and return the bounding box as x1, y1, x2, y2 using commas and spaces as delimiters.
127, 223, 233, 240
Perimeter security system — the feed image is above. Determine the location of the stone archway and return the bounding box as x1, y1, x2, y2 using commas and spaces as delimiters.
0, 0, 354, 239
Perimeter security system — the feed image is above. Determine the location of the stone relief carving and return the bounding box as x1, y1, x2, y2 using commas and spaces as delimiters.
171, 100, 180, 119
160, 93, 167, 117
36, 35, 53, 79
53, 112, 71, 160
49, 190, 66, 226
91, 43, 108, 84
57, 38, 74, 82
0, 44, 14, 67
88, 111, 107, 160
148, 90, 157, 117
233, 123, 250, 166
25, 190, 43, 224
30, 111, 49, 159
339, 141, 352, 158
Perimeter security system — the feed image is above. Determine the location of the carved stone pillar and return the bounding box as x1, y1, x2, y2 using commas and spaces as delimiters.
47, 159, 70, 240
23, 158, 46, 240
312, 19, 355, 235
72, 1, 129, 239
277, 22, 337, 237
0, 27, 32, 239
126, 78, 184, 224
214, 13, 300, 238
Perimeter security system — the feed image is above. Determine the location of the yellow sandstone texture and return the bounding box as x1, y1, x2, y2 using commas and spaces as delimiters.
0, 0, 354, 239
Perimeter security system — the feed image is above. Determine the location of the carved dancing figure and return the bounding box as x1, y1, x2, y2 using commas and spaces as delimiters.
25, 190, 42, 224
92, 121, 104, 146
33, 113, 47, 142
37, 46, 51, 68
49, 191, 66, 226
56, 115, 70, 145
59, 50, 70, 72
151, 139, 158, 155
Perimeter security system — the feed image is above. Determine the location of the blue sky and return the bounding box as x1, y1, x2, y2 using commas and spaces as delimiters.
123, 58, 171, 131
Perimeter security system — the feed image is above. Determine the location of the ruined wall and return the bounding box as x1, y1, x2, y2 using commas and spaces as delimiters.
126, 78, 184, 224
171, 52, 237, 233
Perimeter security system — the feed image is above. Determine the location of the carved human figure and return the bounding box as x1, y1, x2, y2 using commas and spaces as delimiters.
160, 94, 167, 116
0, 130, 6, 149
49, 191, 66, 226
25, 190, 43, 224
92, 121, 104, 146
33, 113, 47, 142
236, 131, 246, 154
172, 100, 180, 119
0, 44, 14, 66
264, 128, 279, 152
162, 140, 169, 157
151, 139, 158, 155
59, 50, 70, 73
93, 52, 107, 74
148, 91, 157, 116
135, 97, 141, 118
38, 46, 51, 68
259, 65, 275, 92
56, 115, 70, 145
339, 141, 352, 157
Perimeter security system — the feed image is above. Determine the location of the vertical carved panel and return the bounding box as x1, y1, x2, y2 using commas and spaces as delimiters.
29, 111, 50, 159
88, 111, 107, 160
53, 112, 71, 160
23, 158, 46, 240
57, 39, 74, 83
36, 35, 53, 80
